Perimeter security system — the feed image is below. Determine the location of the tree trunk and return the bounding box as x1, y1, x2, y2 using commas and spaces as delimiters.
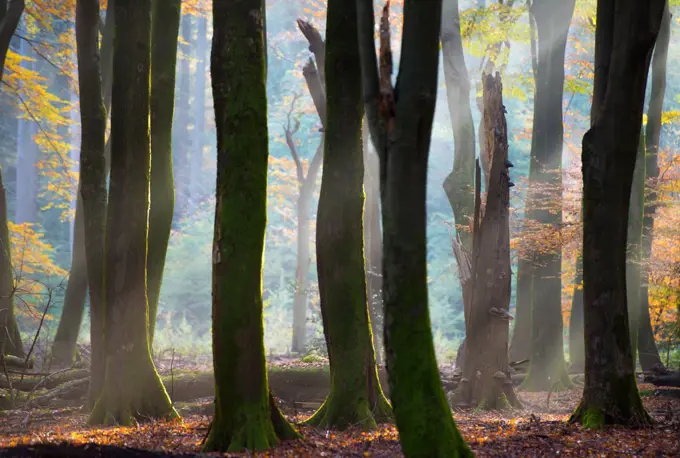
626, 136, 645, 365
203, 0, 298, 451
521, 0, 574, 392
358, 1, 471, 455
569, 0, 664, 428
147, 0, 180, 343
568, 254, 584, 372
171, 14, 191, 225
52, 0, 114, 369
441, 0, 475, 252
75, 0, 108, 409
51, 199, 88, 365
306, 0, 390, 430
363, 119, 383, 365
89, 0, 176, 425
638, 3, 670, 373
454, 74, 520, 410
0, 0, 25, 359
189, 16, 207, 212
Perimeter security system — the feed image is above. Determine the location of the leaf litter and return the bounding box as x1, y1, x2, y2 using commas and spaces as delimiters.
0, 383, 678, 457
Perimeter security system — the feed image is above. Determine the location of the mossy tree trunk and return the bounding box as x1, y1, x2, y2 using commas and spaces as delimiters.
358, 1, 472, 455
568, 254, 584, 372
147, 0, 181, 343
569, 0, 664, 429
203, 0, 298, 451
0, 0, 25, 359
305, 0, 390, 430
89, 0, 176, 426
52, 0, 115, 368
454, 74, 520, 411
520, 0, 574, 392
638, 3, 670, 373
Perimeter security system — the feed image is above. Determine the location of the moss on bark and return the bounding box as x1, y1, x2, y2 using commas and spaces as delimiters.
88, 0, 176, 425
203, 0, 298, 451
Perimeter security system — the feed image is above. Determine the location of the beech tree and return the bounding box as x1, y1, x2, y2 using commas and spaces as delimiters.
637, 3, 670, 373
357, 0, 471, 455
74, 0, 107, 406
520, 0, 575, 392
52, 0, 115, 365
570, 0, 665, 428
148, 0, 181, 341
0, 0, 25, 359
203, 0, 298, 450
89, 0, 176, 425
307, 0, 390, 430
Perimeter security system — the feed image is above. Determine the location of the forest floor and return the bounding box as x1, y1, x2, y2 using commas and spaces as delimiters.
0, 359, 679, 457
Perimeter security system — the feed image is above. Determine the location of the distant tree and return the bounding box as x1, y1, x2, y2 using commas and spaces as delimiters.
89, 0, 176, 425
520, 0, 575, 392
289, 20, 326, 355
358, 0, 471, 455
637, 2, 670, 373
203, 0, 299, 450
306, 0, 390, 430
147, 0, 181, 342
0, 0, 25, 359
570, 0, 665, 428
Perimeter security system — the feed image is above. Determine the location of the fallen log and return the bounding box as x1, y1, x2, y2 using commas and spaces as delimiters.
644, 371, 680, 388
26, 378, 89, 408
0, 369, 90, 392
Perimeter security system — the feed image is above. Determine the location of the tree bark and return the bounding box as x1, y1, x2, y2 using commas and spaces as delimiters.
638, 3, 670, 373
520, 0, 574, 392
203, 0, 298, 451
0, 0, 24, 359
569, 0, 664, 428
89, 0, 176, 425
358, 1, 471, 455
306, 0, 390, 430
454, 74, 520, 410
147, 0, 181, 343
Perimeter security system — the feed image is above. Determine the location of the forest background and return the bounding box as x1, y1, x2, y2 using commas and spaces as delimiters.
3, 0, 679, 367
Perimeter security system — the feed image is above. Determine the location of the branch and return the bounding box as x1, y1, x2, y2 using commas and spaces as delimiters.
301, 58, 326, 128
296, 19, 325, 86
283, 93, 305, 182
0, 0, 25, 83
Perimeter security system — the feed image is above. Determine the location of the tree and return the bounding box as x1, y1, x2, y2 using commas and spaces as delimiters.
637, 3, 670, 373
452, 74, 520, 411
358, 0, 471, 455
89, 0, 176, 425
289, 20, 326, 355
520, 0, 575, 392
569, 0, 665, 428
0, 0, 25, 359
147, 0, 181, 342
52, 0, 115, 366
74, 0, 108, 407
203, 0, 298, 450
441, 0, 475, 252
305, 0, 390, 430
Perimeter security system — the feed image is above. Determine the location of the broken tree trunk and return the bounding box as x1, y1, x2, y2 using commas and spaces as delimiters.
453, 73, 520, 410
